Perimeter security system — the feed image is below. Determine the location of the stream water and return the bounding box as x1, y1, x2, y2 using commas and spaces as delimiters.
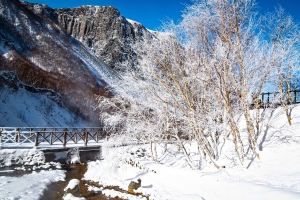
40, 163, 124, 200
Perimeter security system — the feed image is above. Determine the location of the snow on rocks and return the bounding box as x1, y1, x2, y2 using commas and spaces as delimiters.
63, 193, 85, 200
66, 148, 81, 164
64, 179, 82, 198
64, 179, 80, 191
0, 148, 63, 172
0, 149, 45, 167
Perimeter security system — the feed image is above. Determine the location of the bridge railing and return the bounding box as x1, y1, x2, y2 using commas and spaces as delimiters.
250, 90, 300, 109
0, 127, 109, 147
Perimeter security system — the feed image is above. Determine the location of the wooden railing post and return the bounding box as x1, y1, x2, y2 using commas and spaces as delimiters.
15, 128, 20, 144
294, 90, 297, 103
84, 130, 88, 146
35, 132, 39, 147
63, 128, 67, 147
0, 128, 2, 149
50, 132, 53, 145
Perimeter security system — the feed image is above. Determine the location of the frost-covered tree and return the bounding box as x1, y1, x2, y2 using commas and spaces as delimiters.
261, 6, 300, 125
97, 0, 300, 169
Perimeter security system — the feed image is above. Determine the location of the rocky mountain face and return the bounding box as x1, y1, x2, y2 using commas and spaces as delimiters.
23, 2, 156, 70
0, 0, 159, 126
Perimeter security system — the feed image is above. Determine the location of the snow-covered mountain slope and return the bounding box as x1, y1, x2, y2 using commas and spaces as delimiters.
0, 0, 166, 126
0, 71, 89, 127
0, 0, 120, 125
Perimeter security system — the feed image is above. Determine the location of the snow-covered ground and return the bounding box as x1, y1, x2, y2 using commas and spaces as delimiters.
0, 106, 300, 199
0, 170, 65, 200
0, 148, 65, 200
84, 143, 300, 200
84, 106, 300, 200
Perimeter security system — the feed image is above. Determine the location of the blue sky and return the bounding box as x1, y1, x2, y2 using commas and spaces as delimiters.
24, 0, 300, 30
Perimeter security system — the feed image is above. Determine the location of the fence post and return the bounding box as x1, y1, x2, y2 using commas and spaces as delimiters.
294, 90, 297, 103
63, 128, 67, 147
15, 128, 20, 145
35, 132, 39, 147
84, 129, 88, 146
0, 128, 2, 149
50, 132, 53, 145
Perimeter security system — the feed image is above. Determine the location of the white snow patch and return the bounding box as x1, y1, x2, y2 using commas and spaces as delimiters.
0, 170, 65, 200
63, 193, 85, 200
64, 179, 80, 191
126, 18, 142, 26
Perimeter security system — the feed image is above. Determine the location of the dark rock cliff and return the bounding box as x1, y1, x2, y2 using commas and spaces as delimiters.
23, 2, 155, 70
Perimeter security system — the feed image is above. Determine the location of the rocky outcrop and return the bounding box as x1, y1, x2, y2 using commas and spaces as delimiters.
55, 6, 152, 69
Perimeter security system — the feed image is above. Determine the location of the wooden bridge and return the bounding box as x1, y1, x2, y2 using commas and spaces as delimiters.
251, 90, 300, 109
0, 127, 108, 148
